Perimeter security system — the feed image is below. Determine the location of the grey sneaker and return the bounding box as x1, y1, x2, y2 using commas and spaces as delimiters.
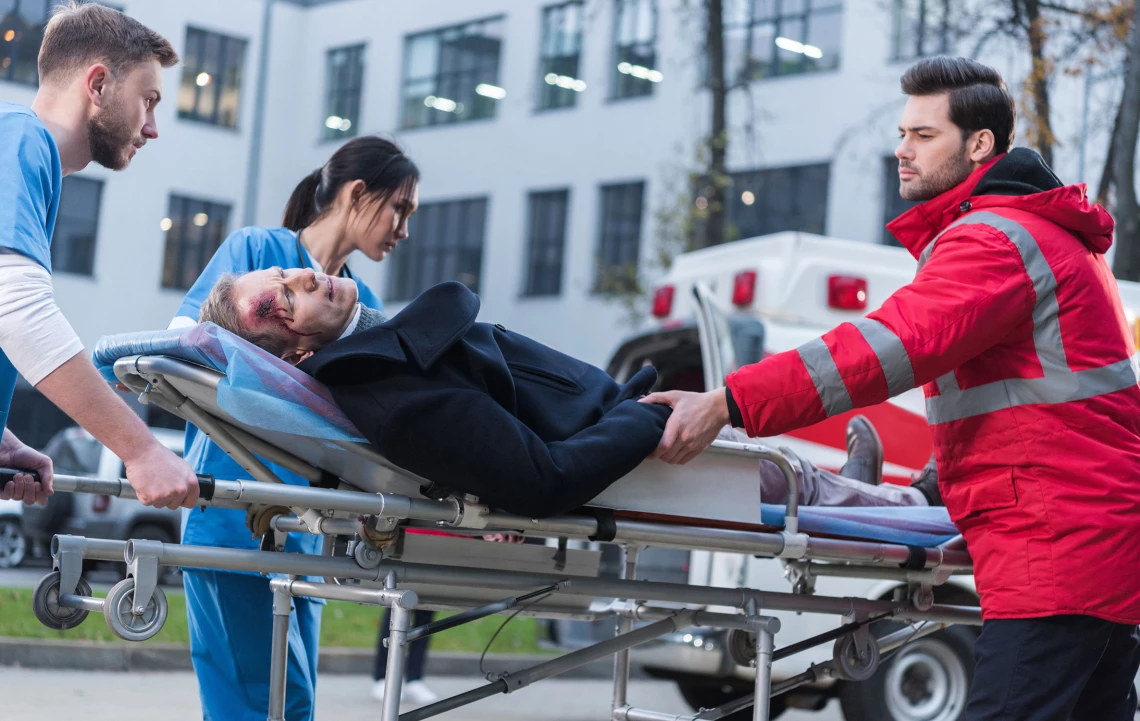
910, 455, 942, 506
838, 415, 883, 486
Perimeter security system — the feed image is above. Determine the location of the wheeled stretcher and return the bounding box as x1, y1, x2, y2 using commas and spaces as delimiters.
23, 323, 980, 721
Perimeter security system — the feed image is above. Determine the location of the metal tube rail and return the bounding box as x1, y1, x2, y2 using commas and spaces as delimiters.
270, 579, 418, 609
401, 612, 698, 721
270, 515, 359, 537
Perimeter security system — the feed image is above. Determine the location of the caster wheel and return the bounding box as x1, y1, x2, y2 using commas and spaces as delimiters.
32, 571, 92, 630
726, 628, 758, 667
103, 578, 168, 641
833, 632, 881, 682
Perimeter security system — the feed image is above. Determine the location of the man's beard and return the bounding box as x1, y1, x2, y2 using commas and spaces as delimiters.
87, 99, 136, 171
899, 145, 974, 201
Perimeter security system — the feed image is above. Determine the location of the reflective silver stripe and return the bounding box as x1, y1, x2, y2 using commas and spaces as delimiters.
852, 318, 915, 396
924, 211, 1138, 423
797, 338, 853, 417
926, 355, 1140, 424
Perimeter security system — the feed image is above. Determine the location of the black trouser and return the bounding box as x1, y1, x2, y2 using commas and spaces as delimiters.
373, 609, 434, 682
967, 615, 1140, 720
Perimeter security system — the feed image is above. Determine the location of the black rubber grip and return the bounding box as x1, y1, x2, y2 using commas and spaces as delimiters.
0, 467, 41, 484
197, 474, 215, 501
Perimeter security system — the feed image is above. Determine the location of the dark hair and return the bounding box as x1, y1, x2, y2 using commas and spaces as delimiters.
282, 136, 420, 231
900, 56, 1016, 155
39, 1, 178, 84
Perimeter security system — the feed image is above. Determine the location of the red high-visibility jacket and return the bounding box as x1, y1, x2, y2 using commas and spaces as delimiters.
726, 149, 1140, 623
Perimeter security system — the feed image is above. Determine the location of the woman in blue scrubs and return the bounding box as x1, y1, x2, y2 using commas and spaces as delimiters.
170, 137, 419, 721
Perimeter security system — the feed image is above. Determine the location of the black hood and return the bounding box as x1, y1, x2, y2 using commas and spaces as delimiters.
972, 147, 1063, 197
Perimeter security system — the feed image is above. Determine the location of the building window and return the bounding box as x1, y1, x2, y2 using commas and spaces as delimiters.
401, 17, 505, 129
723, 163, 830, 241
0, 0, 49, 86
612, 0, 660, 99
524, 190, 569, 297
596, 182, 644, 293
724, 0, 842, 84
387, 198, 487, 301
178, 27, 247, 129
51, 176, 103, 276
882, 156, 917, 246
323, 44, 365, 140
161, 194, 232, 290
891, 0, 952, 61
537, 2, 584, 111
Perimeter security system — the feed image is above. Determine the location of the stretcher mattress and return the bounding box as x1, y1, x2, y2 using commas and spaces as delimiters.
94, 325, 961, 547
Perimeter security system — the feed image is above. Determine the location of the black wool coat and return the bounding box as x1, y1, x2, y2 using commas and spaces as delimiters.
299, 282, 671, 518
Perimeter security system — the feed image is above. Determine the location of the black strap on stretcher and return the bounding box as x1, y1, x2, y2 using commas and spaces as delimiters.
585, 508, 617, 542
899, 545, 927, 570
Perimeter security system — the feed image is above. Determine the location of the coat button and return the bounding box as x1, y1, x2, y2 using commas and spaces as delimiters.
495, 323, 507, 332
959, 200, 972, 212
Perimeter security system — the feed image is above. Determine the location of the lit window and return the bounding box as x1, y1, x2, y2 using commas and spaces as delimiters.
323, 44, 365, 140
178, 27, 247, 129
401, 17, 505, 129
161, 194, 232, 290
537, 2, 584, 111
723, 0, 843, 83
0, 0, 49, 87
612, 0, 659, 100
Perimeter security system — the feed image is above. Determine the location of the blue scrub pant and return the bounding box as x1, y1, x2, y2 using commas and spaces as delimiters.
184, 569, 322, 721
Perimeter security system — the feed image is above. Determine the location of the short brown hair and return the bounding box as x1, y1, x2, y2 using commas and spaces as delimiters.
199, 274, 290, 358
901, 56, 1016, 155
39, 2, 178, 84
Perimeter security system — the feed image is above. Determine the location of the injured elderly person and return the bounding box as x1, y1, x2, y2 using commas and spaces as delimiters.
197, 268, 942, 516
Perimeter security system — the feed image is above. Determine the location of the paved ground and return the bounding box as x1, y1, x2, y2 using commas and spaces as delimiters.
0, 669, 844, 721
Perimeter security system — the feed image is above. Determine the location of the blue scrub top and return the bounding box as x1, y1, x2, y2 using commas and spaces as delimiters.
174, 226, 384, 560
0, 103, 62, 434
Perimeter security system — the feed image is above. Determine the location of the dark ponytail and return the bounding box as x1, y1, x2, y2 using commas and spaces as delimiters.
281, 136, 420, 232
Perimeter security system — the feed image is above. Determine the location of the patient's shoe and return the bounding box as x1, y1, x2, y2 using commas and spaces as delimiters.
402, 681, 439, 705
909, 455, 943, 506
838, 415, 883, 486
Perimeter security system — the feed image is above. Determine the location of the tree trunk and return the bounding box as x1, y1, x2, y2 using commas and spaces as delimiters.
1097, 93, 1123, 206
1025, 0, 1054, 167
703, 0, 728, 248
1111, 0, 1140, 281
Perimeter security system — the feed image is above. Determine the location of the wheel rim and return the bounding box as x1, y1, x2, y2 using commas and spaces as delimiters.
884, 639, 969, 721
110, 587, 161, 635
0, 520, 26, 568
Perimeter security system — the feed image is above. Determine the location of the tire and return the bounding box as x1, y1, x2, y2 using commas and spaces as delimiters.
677, 679, 788, 721
839, 625, 975, 721
128, 523, 181, 586
0, 517, 27, 568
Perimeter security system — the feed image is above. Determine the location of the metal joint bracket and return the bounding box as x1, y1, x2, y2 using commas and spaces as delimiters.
455, 500, 490, 529
778, 531, 810, 560
52, 536, 86, 597
124, 539, 162, 616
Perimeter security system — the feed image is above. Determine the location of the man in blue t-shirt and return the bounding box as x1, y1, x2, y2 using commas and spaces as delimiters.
0, 3, 198, 509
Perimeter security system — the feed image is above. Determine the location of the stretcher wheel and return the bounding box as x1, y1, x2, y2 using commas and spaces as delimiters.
32, 571, 92, 630
103, 578, 168, 642
832, 633, 880, 682
726, 629, 757, 667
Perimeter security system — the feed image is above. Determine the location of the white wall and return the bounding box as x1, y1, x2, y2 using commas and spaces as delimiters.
4, 0, 1115, 367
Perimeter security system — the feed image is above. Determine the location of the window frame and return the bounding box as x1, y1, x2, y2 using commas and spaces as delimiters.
0, 0, 50, 87
385, 196, 489, 302
160, 193, 233, 291
522, 188, 571, 297
399, 15, 506, 130
50, 175, 105, 277
536, 1, 585, 112
595, 180, 646, 294
723, 0, 843, 84
177, 26, 249, 130
610, 0, 660, 101
720, 162, 831, 242
890, 0, 953, 62
322, 43, 366, 141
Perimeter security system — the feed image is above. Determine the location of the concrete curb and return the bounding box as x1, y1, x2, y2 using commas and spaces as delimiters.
0, 638, 646, 679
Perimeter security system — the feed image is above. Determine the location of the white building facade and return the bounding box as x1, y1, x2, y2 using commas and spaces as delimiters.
0, 0, 1112, 442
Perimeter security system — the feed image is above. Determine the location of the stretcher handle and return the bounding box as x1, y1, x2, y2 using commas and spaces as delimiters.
0, 467, 41, 483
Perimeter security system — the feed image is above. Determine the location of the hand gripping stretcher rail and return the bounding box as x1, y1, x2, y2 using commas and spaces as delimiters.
14, 323, 980, 721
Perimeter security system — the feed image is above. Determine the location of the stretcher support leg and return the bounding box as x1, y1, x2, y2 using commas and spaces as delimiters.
267, 579, 294, 721
612, 545, 640, 713
382, 604, 413, 721
752, 618, 778, 721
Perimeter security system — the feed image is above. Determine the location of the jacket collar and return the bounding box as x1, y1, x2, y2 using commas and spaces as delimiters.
886, 153, 1005, 259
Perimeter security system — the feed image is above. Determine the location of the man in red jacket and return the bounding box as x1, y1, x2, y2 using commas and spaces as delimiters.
643, 56, 1140, 719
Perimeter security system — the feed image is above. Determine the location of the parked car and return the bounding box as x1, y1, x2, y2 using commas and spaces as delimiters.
0, 498, 27, 568
22, 426, 185, 583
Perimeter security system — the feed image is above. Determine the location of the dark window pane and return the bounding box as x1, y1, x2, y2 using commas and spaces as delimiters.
892, 0, 953, 61
538, 2, 584, 111
881, 156, 917, 245
387, 198, 487, 301
401, 17, 504, 129
612, 0, 659, 100
161, 194, 232, 290
724, 0, 843, 81
524, 190, 569, 296
721, 163, 829, 242
596, 182, 644, 293
51, 175, 103, 276
324, 44, 365, 139
0, 0, 49, 86
178, 27, 247, 129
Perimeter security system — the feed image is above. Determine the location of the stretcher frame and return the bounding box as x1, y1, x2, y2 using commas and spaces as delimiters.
27, 353, 980, 721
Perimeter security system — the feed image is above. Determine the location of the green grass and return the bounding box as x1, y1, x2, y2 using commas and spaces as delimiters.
0, 586, 548, 653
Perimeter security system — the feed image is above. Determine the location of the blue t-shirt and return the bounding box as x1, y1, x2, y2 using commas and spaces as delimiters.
0, 103, 62, 433
174, 226, 384, 560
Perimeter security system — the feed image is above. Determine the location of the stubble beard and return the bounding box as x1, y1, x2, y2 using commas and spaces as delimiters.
899, 144, 975, 202
87, 95, 137, 171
